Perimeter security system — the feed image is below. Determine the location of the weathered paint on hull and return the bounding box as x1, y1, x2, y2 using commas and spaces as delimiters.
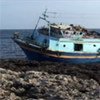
15, 40, 100, 64
22, 47, 100, 64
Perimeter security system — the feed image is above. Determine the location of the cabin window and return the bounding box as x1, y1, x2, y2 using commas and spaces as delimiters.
63, 45, 66, 47
93, 44, 96, 47
74, 44, 83, 51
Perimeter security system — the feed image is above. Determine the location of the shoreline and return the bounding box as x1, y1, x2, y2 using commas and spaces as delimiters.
0, 59, 100, 99
0, 59, 100, 84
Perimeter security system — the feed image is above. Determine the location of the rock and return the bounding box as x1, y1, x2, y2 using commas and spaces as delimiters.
0, 68, 6, 74
10, 93, 21, 100
0, 88, 9, 99
0, 59, 100, 100
48, 95, 64, 100
0, 73, 2, 80
63, 77, 68, 84
29, 78, 40, 86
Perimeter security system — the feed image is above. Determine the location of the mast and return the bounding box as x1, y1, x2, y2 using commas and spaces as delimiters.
31, 9, 57, 38
31, 9, 50, 38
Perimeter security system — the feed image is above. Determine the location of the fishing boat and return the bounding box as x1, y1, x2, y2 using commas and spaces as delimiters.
13, 10, 100, 63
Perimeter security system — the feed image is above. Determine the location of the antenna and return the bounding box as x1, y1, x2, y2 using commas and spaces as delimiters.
47, 11, 57, 18
42, 9, 57, 19
47, 11, 57, 14
42, 9, 49, 20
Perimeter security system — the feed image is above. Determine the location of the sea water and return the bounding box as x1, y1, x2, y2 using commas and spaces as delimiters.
0, 29, 33, 59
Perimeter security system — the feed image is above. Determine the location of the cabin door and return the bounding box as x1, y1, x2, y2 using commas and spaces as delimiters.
74, 44, 83, 51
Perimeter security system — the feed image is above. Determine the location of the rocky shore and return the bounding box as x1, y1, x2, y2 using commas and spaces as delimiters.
0, 59, 100, 100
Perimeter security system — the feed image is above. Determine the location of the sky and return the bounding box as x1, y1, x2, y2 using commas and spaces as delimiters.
0, 0, 100, 29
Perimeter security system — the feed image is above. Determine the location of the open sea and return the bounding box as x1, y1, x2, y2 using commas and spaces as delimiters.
0, 29, 33, 59
0, 29, 100, 59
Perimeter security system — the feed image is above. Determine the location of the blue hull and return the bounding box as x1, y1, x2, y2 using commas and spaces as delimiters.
22, 47, 100, 64
14, 40, 100, 64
